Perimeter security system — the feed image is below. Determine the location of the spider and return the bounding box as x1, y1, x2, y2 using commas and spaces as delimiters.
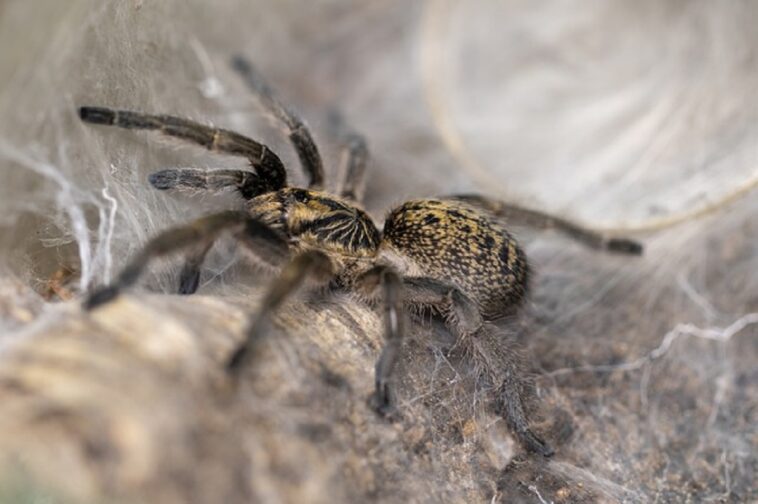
79, 56, 642, 458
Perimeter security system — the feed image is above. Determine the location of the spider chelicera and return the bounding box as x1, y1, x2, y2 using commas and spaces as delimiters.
79, 56, 642, 457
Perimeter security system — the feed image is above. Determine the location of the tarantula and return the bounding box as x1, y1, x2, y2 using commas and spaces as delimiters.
79, 56, 642, 457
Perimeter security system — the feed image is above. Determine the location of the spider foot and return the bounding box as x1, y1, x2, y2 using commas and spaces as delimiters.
178, 269, 201, 295
605, 237, 643, 255
148, 170, 182, 190
369, 386, 400, 420
225, 345, 249, 376
83, 285, 120, 311
79, 106, 116, 125
518, 428, 554, 458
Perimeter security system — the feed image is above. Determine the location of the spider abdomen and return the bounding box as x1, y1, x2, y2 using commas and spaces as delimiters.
382, 199, 529, 319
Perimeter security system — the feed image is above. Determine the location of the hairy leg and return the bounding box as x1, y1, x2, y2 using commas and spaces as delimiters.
148, 168, 269, 200
178, 242, 213, 295
355, 272, 483, 414
83, 211, 289, 309
499, 361, 555, 457
79, 106, 286, 193
232, 56, 324, 188
353, 266, 405, 415
451, 194, 643, 255
403, 278, 552, 455
467, 325, 555, 457
328, 110, 369, 203
401, 277, 483, 341
365, 273, 553, 456
225, 250, 334, 374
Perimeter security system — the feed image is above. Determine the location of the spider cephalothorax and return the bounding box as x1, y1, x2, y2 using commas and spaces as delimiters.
246, 187, 381, 257
79, 56, 642, 458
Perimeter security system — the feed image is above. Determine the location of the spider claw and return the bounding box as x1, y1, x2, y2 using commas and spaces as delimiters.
79, 106, 116, 125
230, 54, 252, 73
83, 285, 120, 311
606, 237, 643, 255
225, 346, 249, 375
148, 170, 182, 190
519, 428, 555, 458
178, 269, 201, 295
369, 386, 398, 419
371, 400, 398, 420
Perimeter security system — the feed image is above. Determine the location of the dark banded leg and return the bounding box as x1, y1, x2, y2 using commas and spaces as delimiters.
361, 272, 553, 456
499, 363, 555, 457
225, 251, 334, 374
148, 168, 267, 200
83, 211, 289, 310
468, 326, 555, 457
451, 194, 643, 255
355, 266, 405, 415
402, 277, 483, 340
409, 279, 554, 457
355, 271, 481, 415
178, 242, 213, 295
176, 214, 291, 296
78, 106, 286, 193
328, 110, 369, 203
232, 56, 324, 188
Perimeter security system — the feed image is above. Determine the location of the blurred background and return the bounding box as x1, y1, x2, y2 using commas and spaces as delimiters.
0, 1, 755, 503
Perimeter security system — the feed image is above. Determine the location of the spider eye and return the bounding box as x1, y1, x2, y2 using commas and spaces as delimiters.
293, 190, 310, 203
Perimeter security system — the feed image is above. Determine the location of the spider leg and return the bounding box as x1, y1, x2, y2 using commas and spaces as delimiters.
378, 275, 554, 456
148, 168, 269, 200
83, 211, 289, 309
498, 358, 555, 457
356, 271, 483, 415
78, 106, 286, 192
451, 194, 643, 255
353, 266, 405, 415
231, 56, 324, 189
176, 210, 291, 296
177, 242, 213, 295
328, 110, 369, 203
225, 250, 334, 374
469, 326, 555, 457
401, 277, 483, 341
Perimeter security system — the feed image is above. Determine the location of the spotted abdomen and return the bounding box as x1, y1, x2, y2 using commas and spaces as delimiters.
382, 199, 529, 319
